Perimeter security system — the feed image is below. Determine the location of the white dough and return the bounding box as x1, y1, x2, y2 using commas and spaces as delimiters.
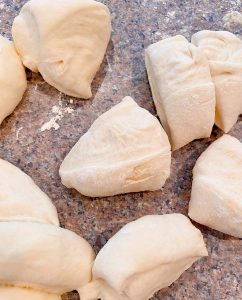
0, 159, 59, 225
189, 134, 242, 238
0, 159, 95, 298
145, 35, 215, 150
192, 30, 242, 132
12, 0, 111, 99
0, 221, 95, 294
59, 97, 171, 197
0, 287, 61, 300
79, 214, 208, 300
0, 35, 27, 125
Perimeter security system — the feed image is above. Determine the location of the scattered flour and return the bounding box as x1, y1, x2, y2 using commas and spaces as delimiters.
40, 102, 74, 132
65, 107, 74, 114
16, 127, 23, 139
167, 11, 176, 19
223, 11, 242, 29
106, 56, 112, 72
155, 31, 162, 36
40, 116, 61, 131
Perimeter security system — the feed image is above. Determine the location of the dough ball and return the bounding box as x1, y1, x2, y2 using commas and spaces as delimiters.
0, 158, 59, 225
0, 35, 27, 125
59, 96, 171, 197
0, 159, 95, 298
145, 35, 215, 150
79, 214, 208, 300
0, 221, 95, 294
189, 134, 242, 238
192, 30, 242, 132
12, 0, 111, 99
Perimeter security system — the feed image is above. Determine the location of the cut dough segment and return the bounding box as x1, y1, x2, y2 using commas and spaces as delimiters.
0, 287, 61, 300
0, 159, 59, 225
79, 214, 208, 300
145, 35, 215, 150
189, 134, 242, 238
12, 0, 111, 99
59, 97, 171, 197
0, 35, 27, 125
0, 221, 95, 294
192, 30, 242, 132
0, 159, 95, 298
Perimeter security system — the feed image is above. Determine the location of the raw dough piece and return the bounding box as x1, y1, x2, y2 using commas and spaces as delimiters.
0, 221, 94, 294
0, 159, 95, 298
192, 30, 242, 132
79, 214, 208, 300
12, 0, 111, 99
59, 97, 171, 197
0, 287, 61, 300
0, 35, 27, 125
145, 35, 215, 150
0, 158, 59, 225
189, 134, 242, 238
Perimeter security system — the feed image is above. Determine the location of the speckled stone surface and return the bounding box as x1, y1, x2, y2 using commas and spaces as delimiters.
0, 0, 242, 299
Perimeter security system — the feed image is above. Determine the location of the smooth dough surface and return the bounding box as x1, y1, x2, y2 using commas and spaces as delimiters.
0, 35, 27, 125
79, 214, 208, 300
12, 0, 111, 99
0, 287, 61, 300
0, 159, 59, 225
189, 134, 242, 238
192, 30, 242, 132
60, 97, 171, 197
0, 221, 95, 294
145, 35, 215, 150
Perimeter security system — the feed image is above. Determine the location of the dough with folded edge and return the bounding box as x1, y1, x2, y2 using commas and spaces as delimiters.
145, 35, 215, 150
189, 134, 242, 238
0, 158, 59, 225
0, 35, 27, 125
79, 214, 208, 300
0, 221, 94, 294
0, 159, 95, 298
12, 0, 111, 99
192, 30, 242, 132
59, 96, 171, 197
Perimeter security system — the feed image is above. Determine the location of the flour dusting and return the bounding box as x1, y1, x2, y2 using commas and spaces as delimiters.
40, 116, 61, 131
16, 127, 23, 139
64, 107, 74, 114
40, 102, 74, 132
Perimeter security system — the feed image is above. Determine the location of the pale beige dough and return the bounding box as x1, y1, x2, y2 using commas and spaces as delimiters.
0, 159, 95, 298
0, 158, 59, 225
59, 96, 171, 197
79, 214, 208, 300
0, 287, 61, 300
192, 30, 242, 132
0, 221, 94, 294
0, 35, 27, 125
12, 0, 111, 99
145, 35, 215, 150
189, 134, 242, 238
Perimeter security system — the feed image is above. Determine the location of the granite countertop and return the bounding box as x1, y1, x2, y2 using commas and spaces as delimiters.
0, 0, 242, 299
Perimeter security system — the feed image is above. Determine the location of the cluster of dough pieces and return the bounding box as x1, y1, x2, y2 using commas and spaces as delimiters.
0, 0, 241, 299
60, 98, 242, 239
0, 158, 207, 300
146, 32, 242, 150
